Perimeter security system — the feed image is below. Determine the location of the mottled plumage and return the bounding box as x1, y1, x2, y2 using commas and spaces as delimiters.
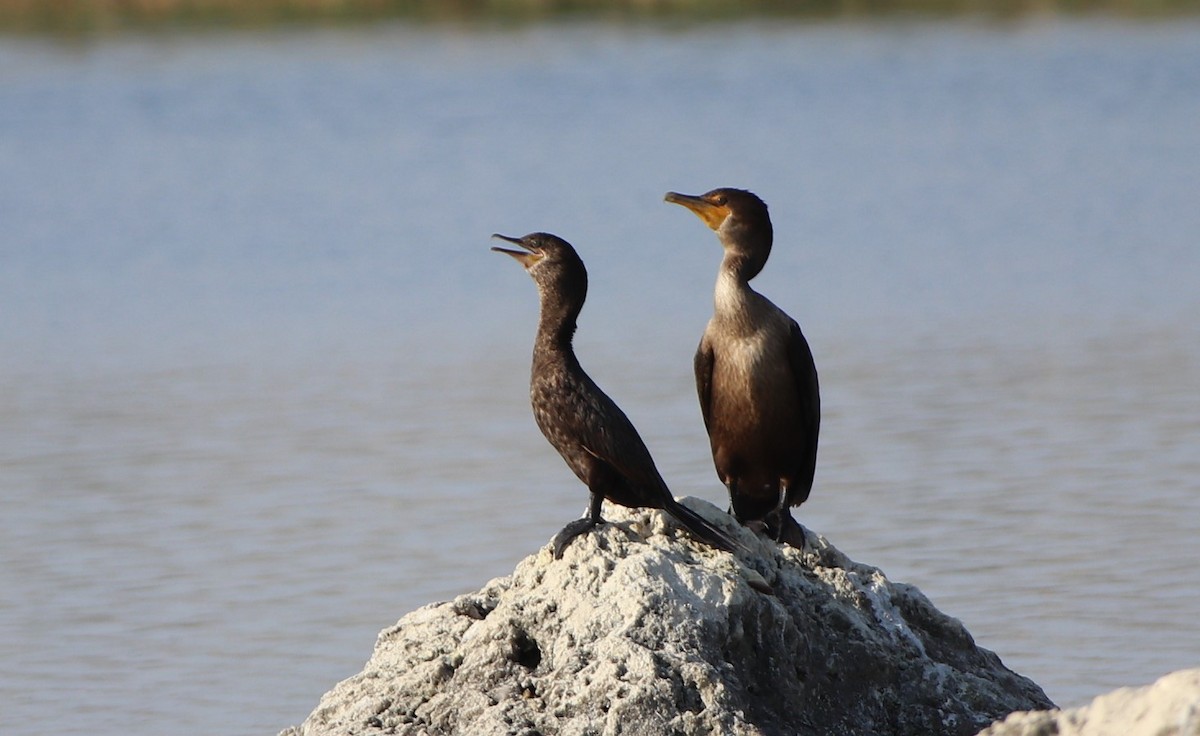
665, 188, 820, 547
492, 232, 741, 558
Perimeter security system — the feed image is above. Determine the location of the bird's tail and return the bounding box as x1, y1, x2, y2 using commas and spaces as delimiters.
663, 498, 750, 556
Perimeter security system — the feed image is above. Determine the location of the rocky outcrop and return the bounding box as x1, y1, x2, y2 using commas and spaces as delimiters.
978, 668, 1200, 736
281, 499, 1052, 736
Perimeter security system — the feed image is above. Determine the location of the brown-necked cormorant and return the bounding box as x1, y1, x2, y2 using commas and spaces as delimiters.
492, 232, 742, 559
663, 188, 820, 548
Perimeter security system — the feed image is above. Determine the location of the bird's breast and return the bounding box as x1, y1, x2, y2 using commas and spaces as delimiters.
705, 318, 800, 439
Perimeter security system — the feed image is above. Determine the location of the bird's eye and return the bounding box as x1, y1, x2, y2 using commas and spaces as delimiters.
713, 194, 728, 206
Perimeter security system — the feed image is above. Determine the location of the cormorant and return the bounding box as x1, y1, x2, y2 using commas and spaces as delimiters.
663, 188, 820, 548
492, 232, 742, 559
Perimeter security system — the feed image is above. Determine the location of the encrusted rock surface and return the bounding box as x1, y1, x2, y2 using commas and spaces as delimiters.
978, 668, 1200, 736
281, 499, 1052, 736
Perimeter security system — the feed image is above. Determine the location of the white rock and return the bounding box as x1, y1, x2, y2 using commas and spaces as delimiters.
978, 668, 1200, 736
281, 499, 1052, 736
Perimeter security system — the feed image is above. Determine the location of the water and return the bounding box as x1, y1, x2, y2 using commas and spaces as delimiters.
2, 19, 1199, 735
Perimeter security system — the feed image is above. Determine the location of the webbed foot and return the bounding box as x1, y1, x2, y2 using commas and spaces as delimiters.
551, 517, 603, 559
774, 511, 807, 549
759, 508, 807, 549
742, 519, 771, 536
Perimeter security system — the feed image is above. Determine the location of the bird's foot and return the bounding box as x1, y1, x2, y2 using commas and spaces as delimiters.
774, 512, 807, 550
742, 519, 771, 536
551, 517, 603, 559
755, 509, 806, 550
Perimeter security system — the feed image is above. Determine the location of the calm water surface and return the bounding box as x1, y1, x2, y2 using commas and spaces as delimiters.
1, 19, 1199, 735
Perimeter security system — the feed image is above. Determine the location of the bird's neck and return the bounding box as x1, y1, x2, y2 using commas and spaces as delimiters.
714, 257, 777, 338
533, 299, 581, 359
715, 219, 769, 281
715, 255, 761, 312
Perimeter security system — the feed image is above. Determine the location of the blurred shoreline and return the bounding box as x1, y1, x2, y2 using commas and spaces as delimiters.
2, 0, 1197, 35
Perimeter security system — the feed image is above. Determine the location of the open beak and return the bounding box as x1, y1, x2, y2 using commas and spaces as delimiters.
491, 233, 543, 268
664, 191, 729, 231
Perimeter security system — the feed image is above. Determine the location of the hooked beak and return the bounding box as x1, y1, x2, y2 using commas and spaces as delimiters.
664, 191, 729, 231
491, 233, 543, 268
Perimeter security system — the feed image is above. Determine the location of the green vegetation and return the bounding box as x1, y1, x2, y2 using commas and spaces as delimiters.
1, 0, 1196, 33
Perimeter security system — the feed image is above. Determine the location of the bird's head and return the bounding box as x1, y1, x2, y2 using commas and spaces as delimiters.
491, 232, 588, 303
664, 188, 773, 269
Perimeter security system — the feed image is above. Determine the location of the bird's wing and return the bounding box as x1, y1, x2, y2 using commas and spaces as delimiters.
787, 320, 820, 425
694, 335, 715, 435
564, 373, 666, 493
786, 319, 821, 503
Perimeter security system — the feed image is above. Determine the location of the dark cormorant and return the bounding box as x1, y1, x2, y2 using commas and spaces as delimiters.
492, 232, 742, 559
663, 188, 820, 548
